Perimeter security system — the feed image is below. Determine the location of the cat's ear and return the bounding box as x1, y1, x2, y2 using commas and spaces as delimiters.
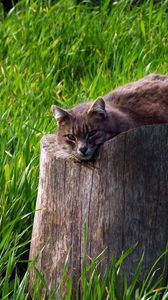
51, 105, 70, 122
88, 97, 106, 117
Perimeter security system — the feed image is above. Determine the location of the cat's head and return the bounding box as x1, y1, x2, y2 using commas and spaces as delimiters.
51, 98, 112, 161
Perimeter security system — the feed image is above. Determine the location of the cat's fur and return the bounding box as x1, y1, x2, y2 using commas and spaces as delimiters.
51, 74, 168, 161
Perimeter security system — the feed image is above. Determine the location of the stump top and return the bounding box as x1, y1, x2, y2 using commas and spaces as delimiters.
41, 125, 168, 163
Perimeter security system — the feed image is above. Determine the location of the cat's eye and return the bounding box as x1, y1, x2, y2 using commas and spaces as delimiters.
88, 130, 97, 138
65, 134, 76, 142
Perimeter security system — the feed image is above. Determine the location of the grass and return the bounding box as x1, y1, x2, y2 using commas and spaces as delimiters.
28, 245, 168, 300
0, 0, 168, 298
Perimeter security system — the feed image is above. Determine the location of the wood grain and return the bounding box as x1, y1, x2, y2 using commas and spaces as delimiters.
29, 124, 168, 296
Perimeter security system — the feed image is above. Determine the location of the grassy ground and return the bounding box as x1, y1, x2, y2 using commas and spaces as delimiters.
0, 0, 168, 298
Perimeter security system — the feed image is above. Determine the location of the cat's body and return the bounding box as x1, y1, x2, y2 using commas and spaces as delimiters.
51, 74, 168, 161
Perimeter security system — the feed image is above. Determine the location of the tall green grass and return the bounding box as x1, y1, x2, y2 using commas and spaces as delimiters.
28, 245, 168, 299
0, 0, 168, 298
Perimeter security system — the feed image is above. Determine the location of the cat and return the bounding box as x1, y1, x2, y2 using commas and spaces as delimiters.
51, 74, 168, 161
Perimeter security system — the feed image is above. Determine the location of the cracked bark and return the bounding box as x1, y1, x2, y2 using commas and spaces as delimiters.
29, 125, 168, 297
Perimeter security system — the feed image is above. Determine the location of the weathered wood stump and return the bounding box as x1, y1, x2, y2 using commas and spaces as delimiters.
29, 124, 168, 296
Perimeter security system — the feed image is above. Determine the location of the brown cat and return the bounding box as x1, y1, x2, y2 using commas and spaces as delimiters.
51, 74, 168, 161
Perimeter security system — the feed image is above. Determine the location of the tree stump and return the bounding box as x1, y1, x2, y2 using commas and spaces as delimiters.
29, 124, 168, 296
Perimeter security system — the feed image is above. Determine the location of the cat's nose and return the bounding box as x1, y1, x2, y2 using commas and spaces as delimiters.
78, 146, 87, 155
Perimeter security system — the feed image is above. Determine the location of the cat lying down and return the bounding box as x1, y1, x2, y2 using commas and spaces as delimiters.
51, 74, 168, 161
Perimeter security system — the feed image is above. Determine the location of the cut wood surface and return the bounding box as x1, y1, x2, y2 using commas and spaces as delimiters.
29, 124, 168, 295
